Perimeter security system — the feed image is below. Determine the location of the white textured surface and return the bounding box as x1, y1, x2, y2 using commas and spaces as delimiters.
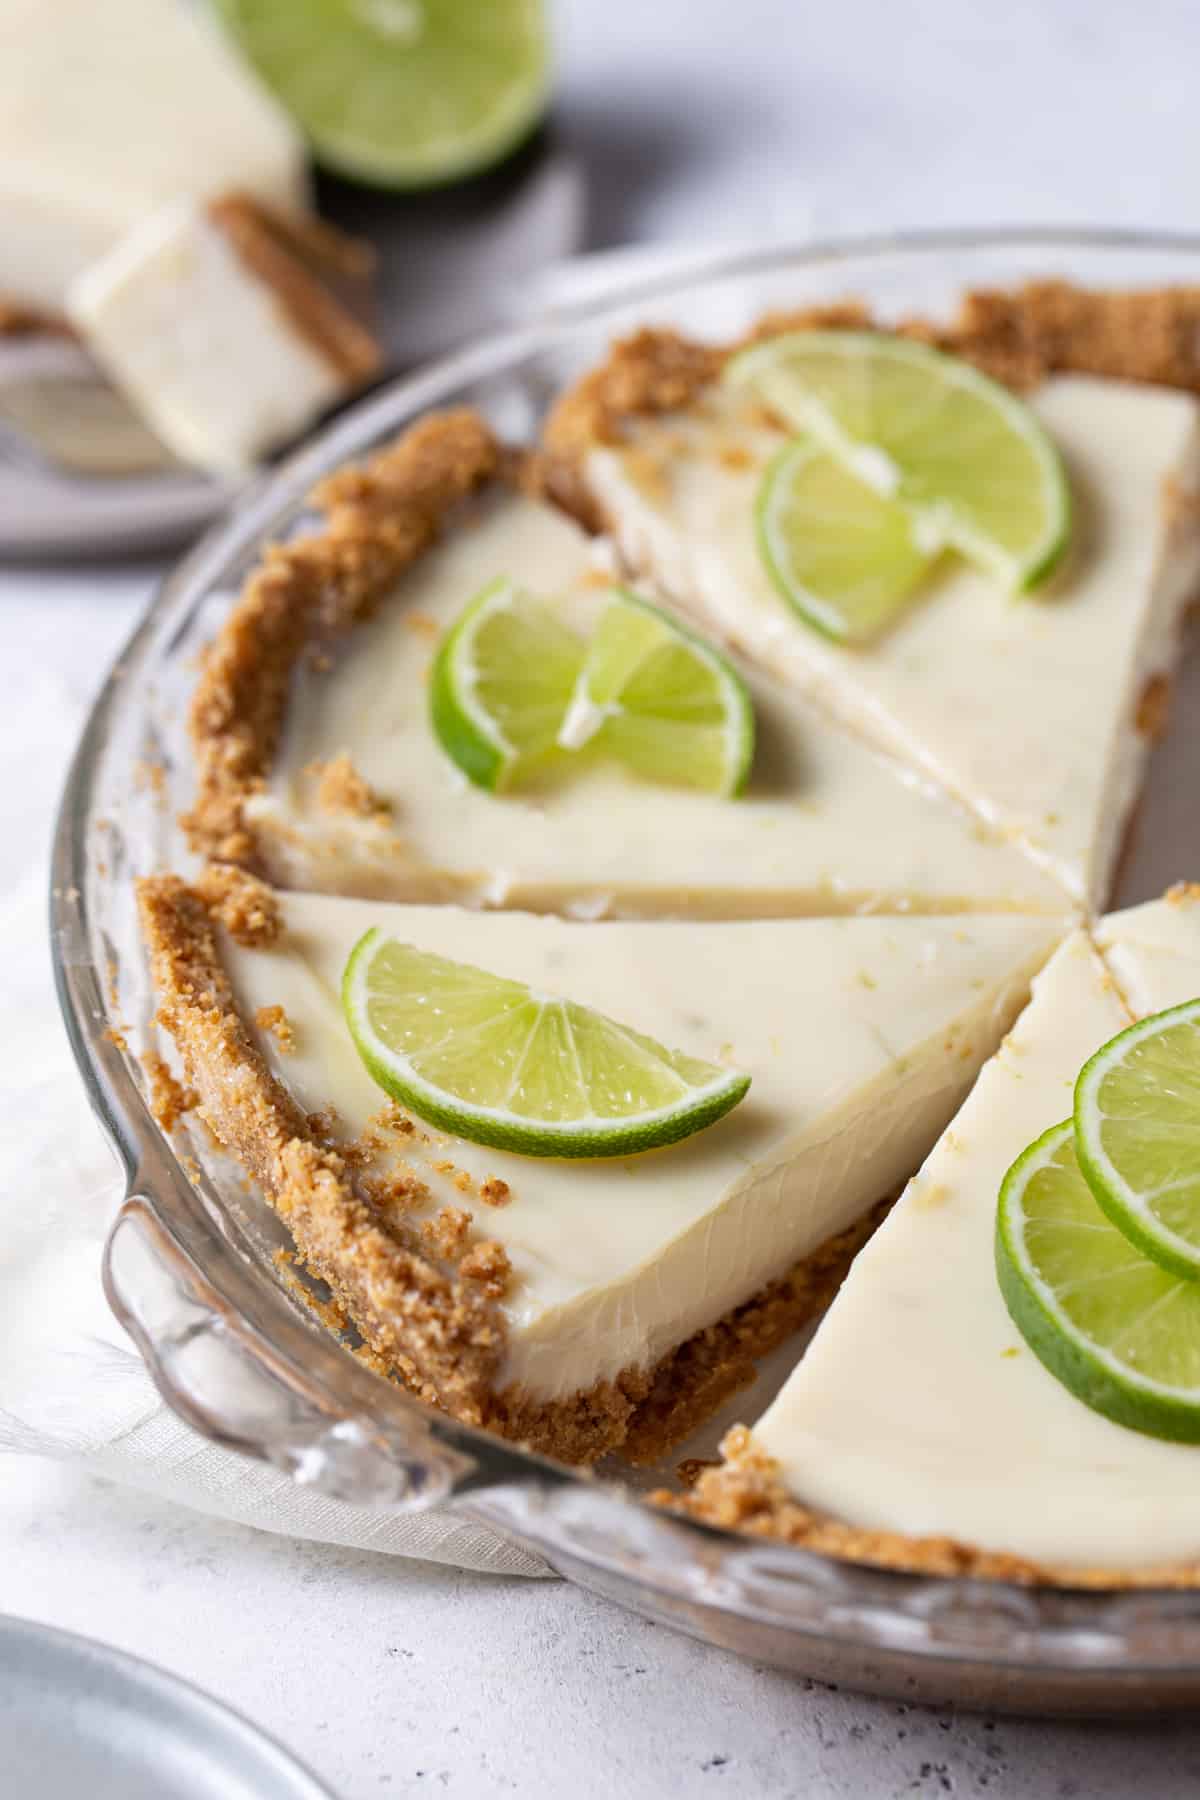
6, 0, 1200, 1790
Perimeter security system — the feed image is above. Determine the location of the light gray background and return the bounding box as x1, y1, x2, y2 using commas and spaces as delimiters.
6, 1, 1200, 1793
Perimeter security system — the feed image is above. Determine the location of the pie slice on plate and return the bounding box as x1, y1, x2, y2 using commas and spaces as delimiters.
138, 872, 1062, 1464
545, 296, 1200, 907
680, 890, 1200, 1582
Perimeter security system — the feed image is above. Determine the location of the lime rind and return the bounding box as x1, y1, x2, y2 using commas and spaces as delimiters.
1074, 998, 1200, 1281
727, 329, 1072, 592
755, 438, 933, 644
429, 578, 584, 791
213, 0, 551, 190
561, 587, 755, 796
342, 927, 751, 1158
996, 1119, 1200, 1443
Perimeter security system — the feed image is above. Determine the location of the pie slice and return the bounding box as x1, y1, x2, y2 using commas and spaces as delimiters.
186, 408, 1063, 919
545, 305, 1200, 908
682, 891, 1200, 1582
70, 195, 381, 473
138, 871, 1063, 1465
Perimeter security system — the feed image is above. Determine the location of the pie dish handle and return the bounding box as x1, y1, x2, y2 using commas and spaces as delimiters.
103, 1190, 480, 1511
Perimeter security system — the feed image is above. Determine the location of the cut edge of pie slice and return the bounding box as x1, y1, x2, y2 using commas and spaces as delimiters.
137, 867, 1066, 1468
542, 288, 1200, 913
671, 891, 1200, 1586
185, 404, 1066, 922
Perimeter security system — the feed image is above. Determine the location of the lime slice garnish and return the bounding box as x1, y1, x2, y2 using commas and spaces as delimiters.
727, 330, 1071, 591
213, 0, 551, 189
755, 438, 933, 643
557, 589, 755, 795
996, 1119, 1200, 1442
342, 929, 751, 1157
1074, 999, 1200, 1280
429, 578, 584, 791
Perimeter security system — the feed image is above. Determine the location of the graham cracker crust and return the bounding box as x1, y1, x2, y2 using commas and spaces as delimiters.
207, 194, 381, 389
659, 1427, 1200, 1590
137, 867, 900, 1468
541, 280, 1200, 527
184, 408, 505, 866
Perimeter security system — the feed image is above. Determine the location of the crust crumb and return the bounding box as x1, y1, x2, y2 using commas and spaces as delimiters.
254, 1003, 295, 1052
1167, 882, 1200, 906
1163, 476, 1200, 531
479, 1176, 511, 1208
143, 1051, 197, 1133
371, 1102, 419, 1137
360, 1169, 432, 1223
420, 1205, 472, 1261
1136, 671, 1173, 739
307, 752, 391, 822
459, 1239, 512, 1299
194, 864, 281, 947
404, 610, 441, 639
676, 1457, 720, 1488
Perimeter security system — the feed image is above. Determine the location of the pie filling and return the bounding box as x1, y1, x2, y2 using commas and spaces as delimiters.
244, 482, 1063, 919
571, 373, 1200, 910
673, 892, 1200, 1586
141, 283, 1200, 1577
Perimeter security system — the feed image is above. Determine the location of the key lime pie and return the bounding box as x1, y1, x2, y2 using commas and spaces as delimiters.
184, 411, 1060, 918
543, 286, 1200, 906
141, 281, 1200, 1576
679, 889, 1200, 1583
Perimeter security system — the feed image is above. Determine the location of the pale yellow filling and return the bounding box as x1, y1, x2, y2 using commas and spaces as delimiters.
587, 376, 1200, 907
224, 893, 1062, 1401
250, 489, 1064, 919
753, 896, 1200, 1571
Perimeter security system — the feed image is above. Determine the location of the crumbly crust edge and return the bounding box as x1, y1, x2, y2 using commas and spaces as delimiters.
136, 868, 892, 1466
658, 1426, 1200, 1590
540, 280, 1200, 527
182, 408, 508, 866
137, 868, 510, 1427
206, 194, 382, 388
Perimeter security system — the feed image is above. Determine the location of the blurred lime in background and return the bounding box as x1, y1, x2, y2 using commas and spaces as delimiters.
213, 0, 551, 189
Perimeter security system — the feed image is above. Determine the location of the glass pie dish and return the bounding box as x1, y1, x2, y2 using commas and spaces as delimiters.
51, 230, 1200, 1715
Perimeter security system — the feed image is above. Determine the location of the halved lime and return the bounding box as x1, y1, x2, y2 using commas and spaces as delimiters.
756, 439, 933, 643
429, 579, 584, 791
214, 0, 551, 189
557, 589, 755, 795
342, 929, 751, 1157
727, 331, 1071, 591
996, 1119, 1200, 1441
1074, 999, 1200, 1281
